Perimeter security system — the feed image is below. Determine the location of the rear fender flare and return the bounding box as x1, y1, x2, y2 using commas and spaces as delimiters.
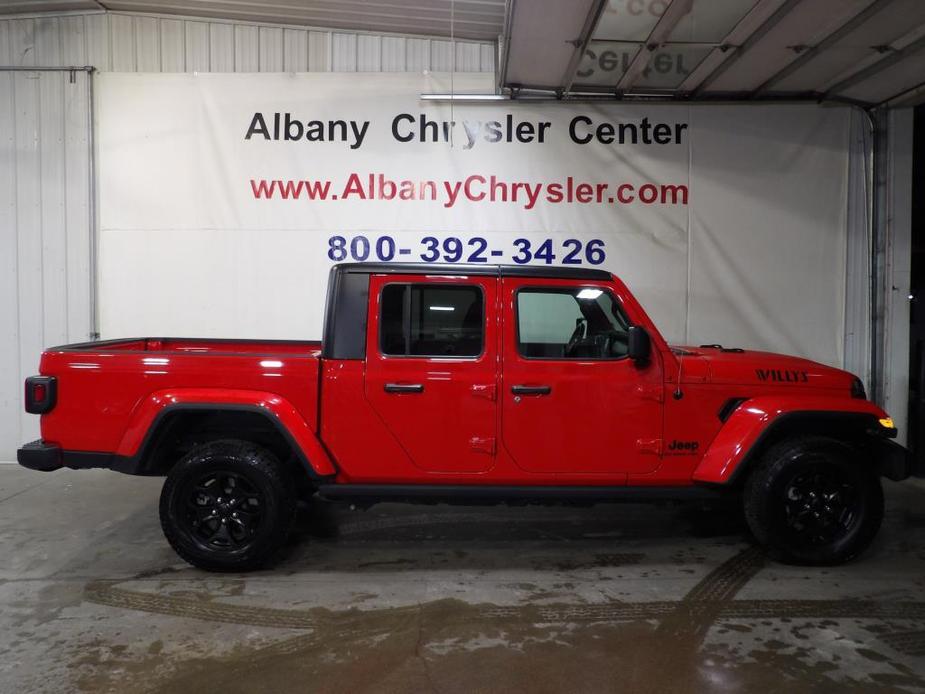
117, 388, 337, 479
693, 396, 890, 485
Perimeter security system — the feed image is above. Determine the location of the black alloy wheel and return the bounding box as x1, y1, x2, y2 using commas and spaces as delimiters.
779, 463, 859, 549
744, 436, 883, 565
183, 470, 266, 552
160, 440, 296, 571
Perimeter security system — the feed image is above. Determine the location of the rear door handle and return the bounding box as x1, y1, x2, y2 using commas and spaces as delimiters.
384, 383, 424, 394
511, 385, 551, 395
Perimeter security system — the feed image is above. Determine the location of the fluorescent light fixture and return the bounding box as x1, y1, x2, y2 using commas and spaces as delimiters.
429, 305, 455, 311
419, 93, 509, 102
260, 360, 284, 368
576, 288, 603, 300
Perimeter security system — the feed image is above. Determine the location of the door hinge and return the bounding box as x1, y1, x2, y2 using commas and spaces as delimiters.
635, 383, 664, 402
470, 436, 496, 454
471, 383, 497, 401
636, 438, 662, 455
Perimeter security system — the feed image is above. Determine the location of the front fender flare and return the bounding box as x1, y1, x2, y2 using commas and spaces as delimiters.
117, 388, 337, 478
692, 396, 890, 485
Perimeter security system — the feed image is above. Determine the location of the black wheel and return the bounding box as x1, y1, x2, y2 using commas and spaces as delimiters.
159, 439, 296, 571
743, 436, 883, 566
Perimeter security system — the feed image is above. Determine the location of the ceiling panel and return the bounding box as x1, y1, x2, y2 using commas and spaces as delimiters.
504, 0, 599, 88
592, 1, 660, 42
773, 0, 925, 92
664, 0, 759, 43
632, 43, 712, 89
706, 0, 875, 92
678, 0, 789, 91
840, 47, 925, 103
573, 40, 638, 86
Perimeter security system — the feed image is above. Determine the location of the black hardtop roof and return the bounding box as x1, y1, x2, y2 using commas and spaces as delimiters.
331, 262, 612, 281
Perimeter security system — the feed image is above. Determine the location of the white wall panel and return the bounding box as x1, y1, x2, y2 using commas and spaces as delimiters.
406, 38, 429, 71
135, 15, 160, 71
307, 30, 329, 71
63, 70, 90, 350
59, 15, 87, 65
0, 71, 20, 459
357, 34, 381, 71
282, 28, 307, 72
0, 12, 494, 74
11, 18, 36, 66
185, 20, 210, 72
110, 13, 135, 70
159, 18, 184, 71
86, 14, 111, 70
332, 32, 357, 71
0, 70, 91, 458
258, 26, 283, 72
233, 24, 258, 72
381, 36, 405, 72
0, 10, 494, 459
431, 39, 453, 70
209, 22, 234, 72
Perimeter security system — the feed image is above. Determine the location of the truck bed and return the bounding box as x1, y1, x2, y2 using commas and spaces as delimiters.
38, 337, 323, 456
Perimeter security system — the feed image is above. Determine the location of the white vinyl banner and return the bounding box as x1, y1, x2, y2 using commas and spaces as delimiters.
98, 73, 852, 365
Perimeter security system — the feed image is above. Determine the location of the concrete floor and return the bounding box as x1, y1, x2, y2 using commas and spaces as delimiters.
2, 467, 925, 693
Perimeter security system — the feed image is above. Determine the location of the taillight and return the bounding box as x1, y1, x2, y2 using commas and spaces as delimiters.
25, 376, 56, 414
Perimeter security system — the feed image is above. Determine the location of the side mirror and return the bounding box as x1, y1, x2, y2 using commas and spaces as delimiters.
628, 326, 651, 365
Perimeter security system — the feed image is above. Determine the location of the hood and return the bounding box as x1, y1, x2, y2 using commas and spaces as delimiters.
672, 345, 857, 392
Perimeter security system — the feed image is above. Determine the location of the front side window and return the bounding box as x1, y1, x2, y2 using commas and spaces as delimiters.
517, 287, 630, 359
380, 284, 483, 357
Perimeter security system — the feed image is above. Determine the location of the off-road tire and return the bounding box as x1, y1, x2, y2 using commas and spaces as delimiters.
159, 439, 296, 571
743, 436, 883, 566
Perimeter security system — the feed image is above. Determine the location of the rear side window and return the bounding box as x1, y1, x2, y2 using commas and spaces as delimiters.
380, 284, 483, 357
516, 287, 630, 359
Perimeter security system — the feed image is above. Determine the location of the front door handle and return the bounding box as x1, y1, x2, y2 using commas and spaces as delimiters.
384, 383, 424, 394
511, 385, 551, 396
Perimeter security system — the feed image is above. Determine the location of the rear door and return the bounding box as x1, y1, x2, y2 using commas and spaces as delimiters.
500, 277, 663, 476
364, 273, 498, 474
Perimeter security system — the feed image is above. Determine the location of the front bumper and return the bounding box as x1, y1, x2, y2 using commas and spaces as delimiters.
17, 439, 62, 471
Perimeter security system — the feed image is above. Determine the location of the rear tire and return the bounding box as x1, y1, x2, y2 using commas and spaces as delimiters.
743, 436, 883, 565
159, 439, 296, 571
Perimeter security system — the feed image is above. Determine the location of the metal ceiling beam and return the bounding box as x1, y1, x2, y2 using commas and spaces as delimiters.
691, 0, 803, 96
824, 32, 925, 98
616, 0, 692, 92
561, 0, 607, 94
752, 0, 896, 96
497, 0, 515, 88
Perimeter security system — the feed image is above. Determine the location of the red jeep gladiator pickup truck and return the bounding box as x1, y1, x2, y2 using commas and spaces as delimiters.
19, 263, 910, 571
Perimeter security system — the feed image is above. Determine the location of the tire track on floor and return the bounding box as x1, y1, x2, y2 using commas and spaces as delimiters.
83, 547, 925, 630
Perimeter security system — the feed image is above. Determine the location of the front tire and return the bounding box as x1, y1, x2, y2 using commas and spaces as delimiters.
743, 436, 883, 565
159, 439, 296, 571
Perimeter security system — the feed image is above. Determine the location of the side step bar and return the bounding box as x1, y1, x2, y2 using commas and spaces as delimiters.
316, 484, 727, 505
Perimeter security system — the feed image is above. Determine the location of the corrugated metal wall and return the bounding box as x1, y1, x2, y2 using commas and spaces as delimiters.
0, 69, 91, 459
0, 12, 496, 72
0, 11, 495, 460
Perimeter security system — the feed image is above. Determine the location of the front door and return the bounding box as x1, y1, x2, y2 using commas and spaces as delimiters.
500, 277, 663, 476
364, 273, 498, 474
